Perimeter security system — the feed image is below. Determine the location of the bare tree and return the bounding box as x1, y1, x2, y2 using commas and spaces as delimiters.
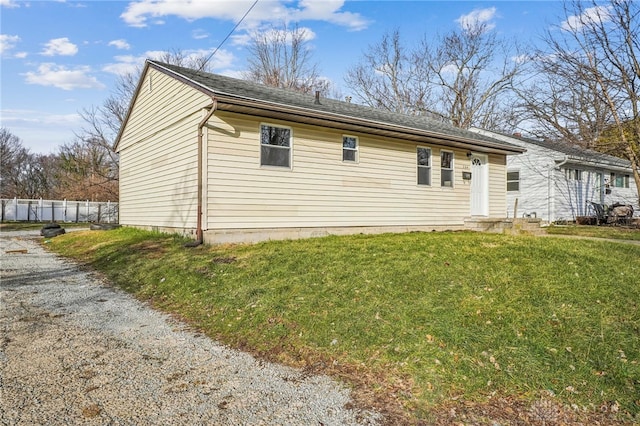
345, 23, 521, 128
427, 22, 521, 129
0, 128, 58, 199
20, 154, 59, 199
244, 23, 331, 95
513, 55, 613, 149
515, 0, 640, 203
55, 137, 118, 201
0, 128, 29, 198
345, 29, 434, 116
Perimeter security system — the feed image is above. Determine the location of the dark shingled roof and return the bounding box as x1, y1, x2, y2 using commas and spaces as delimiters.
509, 133, 632, 170
147, 60, 524, 154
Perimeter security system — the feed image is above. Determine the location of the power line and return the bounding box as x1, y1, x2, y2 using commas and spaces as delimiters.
200, 0, 260, 70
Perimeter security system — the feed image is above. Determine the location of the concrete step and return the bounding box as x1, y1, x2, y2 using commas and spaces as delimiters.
464, 217, 544, 235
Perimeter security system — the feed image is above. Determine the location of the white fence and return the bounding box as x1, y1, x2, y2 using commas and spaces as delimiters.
1, 198, 118, 223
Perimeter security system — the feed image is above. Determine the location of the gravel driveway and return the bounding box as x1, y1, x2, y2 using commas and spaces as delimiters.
0, 230, 381, 425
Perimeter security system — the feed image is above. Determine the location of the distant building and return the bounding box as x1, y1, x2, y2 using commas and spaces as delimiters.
470, 129, 638, 223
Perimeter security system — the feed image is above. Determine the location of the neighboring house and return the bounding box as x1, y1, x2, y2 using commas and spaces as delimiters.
470, 128, 639, 223
114, 60, 524, 244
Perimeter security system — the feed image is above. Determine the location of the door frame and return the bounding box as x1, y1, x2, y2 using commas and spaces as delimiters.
470, 153, 489, 216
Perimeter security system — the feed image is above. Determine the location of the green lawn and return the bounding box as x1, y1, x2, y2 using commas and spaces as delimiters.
47, 228, 639, 424
546, 224, 640, 240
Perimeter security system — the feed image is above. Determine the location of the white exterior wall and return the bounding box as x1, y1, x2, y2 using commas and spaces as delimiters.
117, 68, 211, 230
507, 143, 558, 221
204, 112, 507, 234
488, 153, 508, 218
553, 167, 600, 221
553, 166, 637, 222
602, 175, 638, 209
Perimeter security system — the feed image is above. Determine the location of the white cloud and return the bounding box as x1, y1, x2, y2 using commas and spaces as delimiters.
511, 54, 530, 64
102, 48, 235, 76
120, 0, 369, 31
102, 54, 143, 76
66, 2, 88, 8
24, 63, 105, 90
193, 49, 234, 69
41, 37, 78, 56
219, 69, 245, 79
192, 29, 209, 40
0, 34, 20, 55
0, 0, 20, 8
439, 63, 460, 75
1, 109, 83, 153
456, 7, 497, 32
230, 33, 252, 46
121, 0, 243, 27
292, 0, 370, 31
7, 111, 82, 127
108, 39, 131, 50
561, 5, 611, 31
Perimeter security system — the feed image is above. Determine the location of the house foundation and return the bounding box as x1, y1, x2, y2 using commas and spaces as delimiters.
203, 224, 466, 244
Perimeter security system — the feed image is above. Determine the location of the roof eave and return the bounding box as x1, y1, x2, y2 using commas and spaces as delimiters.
565, 156, 632, 172
214, 95, 525, 155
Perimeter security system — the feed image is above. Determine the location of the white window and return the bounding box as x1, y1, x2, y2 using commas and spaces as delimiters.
566, 169, 582, 181
440, 151, 454, 187
343, 136, 358, 162
610, 172, 630, 188
417, 147, 431, 185
507, 170, 520, 192
260, 124, 291, 168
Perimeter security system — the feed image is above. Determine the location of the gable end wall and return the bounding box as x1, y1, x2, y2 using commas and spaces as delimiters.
117, 68, 211, 231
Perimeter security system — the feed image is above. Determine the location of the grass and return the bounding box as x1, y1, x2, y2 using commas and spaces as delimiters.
46, 228, 639, 423
546, 224, 640, 241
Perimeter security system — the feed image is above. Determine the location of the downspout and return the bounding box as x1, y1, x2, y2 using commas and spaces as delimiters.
195, 98, 217, 245
548, 155, 569, 223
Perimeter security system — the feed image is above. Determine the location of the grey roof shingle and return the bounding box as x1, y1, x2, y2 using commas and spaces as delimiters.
149, 60, 524, 153
512, 133, 631, 169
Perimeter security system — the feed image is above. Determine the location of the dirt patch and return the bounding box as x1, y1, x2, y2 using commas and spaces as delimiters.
130, 240, 170, 258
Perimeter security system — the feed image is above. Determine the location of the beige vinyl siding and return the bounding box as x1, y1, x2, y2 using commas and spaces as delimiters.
118, 68, 211, 228
487, 153, 507, 217
205, 112, 503, 230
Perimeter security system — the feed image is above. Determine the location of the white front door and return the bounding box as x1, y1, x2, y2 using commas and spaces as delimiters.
470, 154, 488, 216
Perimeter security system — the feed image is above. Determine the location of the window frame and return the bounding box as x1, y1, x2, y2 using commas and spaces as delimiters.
610, 172, 630, 188
417, 146, 432, 186
342, 135, 358, 163
506, 170, 520, 192
440, 150, 454, 188
566, 168, 582, 181
260, 123, 292, 169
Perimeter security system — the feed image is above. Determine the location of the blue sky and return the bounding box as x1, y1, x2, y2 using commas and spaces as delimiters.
1, 0, 571, 154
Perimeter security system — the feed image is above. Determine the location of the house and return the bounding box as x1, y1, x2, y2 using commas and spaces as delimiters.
114, 60, 525, 244
470, 128, 639, 223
